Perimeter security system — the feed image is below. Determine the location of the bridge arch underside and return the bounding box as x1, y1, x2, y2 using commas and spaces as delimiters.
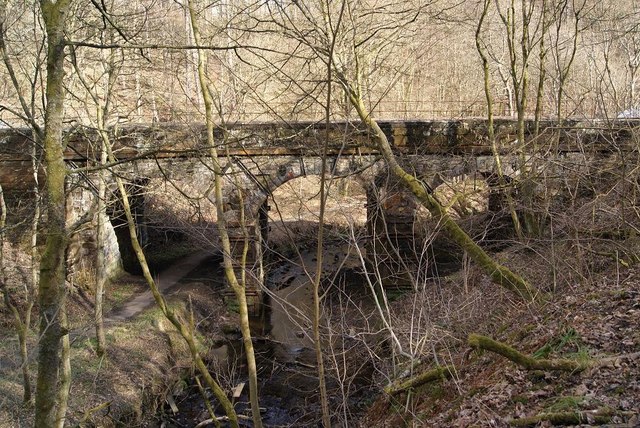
218, 154, 380, 299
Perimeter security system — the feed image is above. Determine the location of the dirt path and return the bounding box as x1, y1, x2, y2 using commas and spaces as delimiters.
105, 251, 213, 323
100, 237, 357, 327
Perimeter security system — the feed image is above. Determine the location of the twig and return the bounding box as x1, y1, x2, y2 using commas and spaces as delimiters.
194, 414, 252, 428
76, 401, 111, 427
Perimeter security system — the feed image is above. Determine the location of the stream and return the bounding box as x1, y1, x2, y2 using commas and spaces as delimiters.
157, 242, 378, 427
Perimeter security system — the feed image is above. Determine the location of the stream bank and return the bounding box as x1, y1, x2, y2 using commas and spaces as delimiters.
0, 261, 229, 427
157, 247, 384, 427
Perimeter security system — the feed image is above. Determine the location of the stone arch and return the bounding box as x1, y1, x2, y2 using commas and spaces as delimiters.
431, 173, 491, 219
215, 154, 381, 225
364, 157, 520, 287
106, 177, 149, 273
247, 156, 382, 246
398, 154, 518, 218
212, 154, 380, 304
365, 170, 423, 288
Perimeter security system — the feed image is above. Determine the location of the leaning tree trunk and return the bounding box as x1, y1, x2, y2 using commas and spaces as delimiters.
105, 140, 240, 428
187, 1, 263, 426
340, 79, 538, 302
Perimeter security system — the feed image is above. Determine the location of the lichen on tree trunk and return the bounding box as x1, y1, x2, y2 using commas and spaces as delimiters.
35, 1, 73, 425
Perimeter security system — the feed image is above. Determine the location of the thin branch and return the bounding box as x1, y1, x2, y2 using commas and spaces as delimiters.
66, 40, 285, 55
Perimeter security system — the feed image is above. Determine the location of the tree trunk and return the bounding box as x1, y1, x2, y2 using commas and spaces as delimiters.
468, 334, 588, 371
35, 1, 73, 426
1, 187, 35, 406
95, 115, 108, 357
311, 2, 348, 426
0, 13, 41, 401
25, 136, 40, 404
187, 2, 263, 426
384, 365, 455, 396
341, 81, 538, 302
55, 306, 71, 428
534, 0, 548, 136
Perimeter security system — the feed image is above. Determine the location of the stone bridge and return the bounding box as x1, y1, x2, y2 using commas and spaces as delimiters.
1, 119, 638, 307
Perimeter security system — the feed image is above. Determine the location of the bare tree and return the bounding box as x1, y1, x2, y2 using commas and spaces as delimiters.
476, 0, 523, 239
549, 0, 589, 120
0, 0, 47, 408
256, 0, 537, 301
187, 1, 263, 426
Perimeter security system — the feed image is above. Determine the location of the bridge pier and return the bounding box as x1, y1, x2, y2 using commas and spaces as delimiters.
222, 217, 267, 315
65, 173, 122, 279
367, 182, 423, 289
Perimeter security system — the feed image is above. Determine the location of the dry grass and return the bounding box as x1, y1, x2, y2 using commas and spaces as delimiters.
0, 278, 228, 427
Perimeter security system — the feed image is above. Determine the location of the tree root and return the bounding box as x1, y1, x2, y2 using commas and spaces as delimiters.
384, 365, 456, 396
508, 408, 632, 427
468, 334, 589, 372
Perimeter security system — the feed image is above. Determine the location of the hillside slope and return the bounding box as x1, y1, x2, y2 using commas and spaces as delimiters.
363, 242, 640, 427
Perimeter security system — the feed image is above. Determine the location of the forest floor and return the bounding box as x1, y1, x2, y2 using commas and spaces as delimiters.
2, 239, 638, 427
0, 246, 235, 427
266, 177, 640, 427
363, 240, 640, 427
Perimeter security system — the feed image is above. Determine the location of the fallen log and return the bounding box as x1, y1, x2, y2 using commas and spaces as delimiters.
508, 408, 633, 427
384, 365, 456, 396
468, 334, 589, 372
